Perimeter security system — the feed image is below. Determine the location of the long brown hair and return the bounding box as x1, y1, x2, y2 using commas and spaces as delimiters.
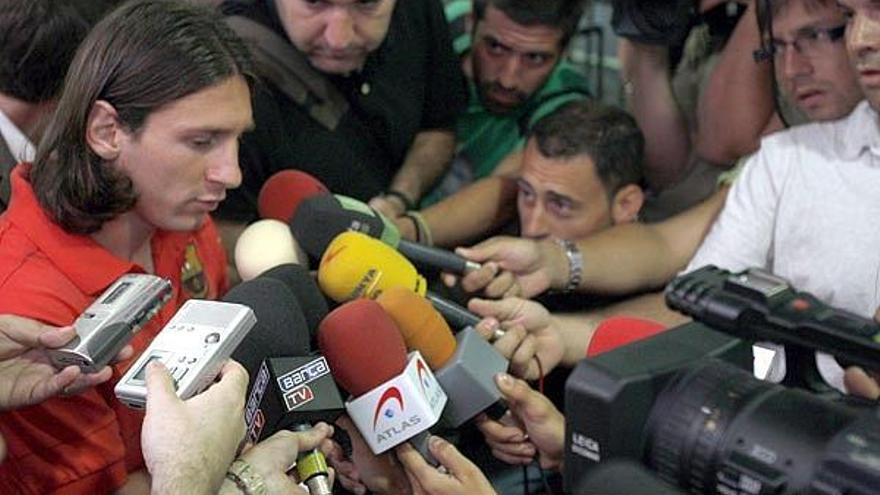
32, 0, 256, 234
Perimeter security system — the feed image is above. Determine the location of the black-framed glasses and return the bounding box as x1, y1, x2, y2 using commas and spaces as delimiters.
754, 24, 846, 62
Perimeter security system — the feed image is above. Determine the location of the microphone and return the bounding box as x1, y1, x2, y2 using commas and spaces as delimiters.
308, 194, 480, 274
317, 299, 446, 458
376, 287, 456, 370
586, 317, 668, 357
377, 287, 508, 427
257, 169, 328, 223
234, 219, 308, 281
289, 193, 393, 264
424, 292, 481, 330
256, 171, 479, 274
318, 231, 427, 302
228, 273, 339, 495
257, 263, 328, 340
317, 231, 480, 329
226, 277, 310, 380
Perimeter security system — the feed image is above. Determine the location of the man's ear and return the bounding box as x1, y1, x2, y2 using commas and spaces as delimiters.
85, 100, 124, 161
610, 184, 644, 224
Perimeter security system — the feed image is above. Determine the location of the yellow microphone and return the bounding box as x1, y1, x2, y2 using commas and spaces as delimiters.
317, 231, 427, 303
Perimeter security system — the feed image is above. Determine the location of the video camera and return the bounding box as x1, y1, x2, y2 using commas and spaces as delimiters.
611, 0, 697, 46
564, 266, 880, 494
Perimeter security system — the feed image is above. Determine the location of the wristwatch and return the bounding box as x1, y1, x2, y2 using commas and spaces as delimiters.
555, 238, 583, 293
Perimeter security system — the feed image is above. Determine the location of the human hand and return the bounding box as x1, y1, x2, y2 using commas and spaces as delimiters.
845, 308, 880, 400
369, 195, 408, 220
469, 298, 565, 380
234, 424, 335, 495
396, 437, 496, 495
843, 366, 880, 400
329, 414, 413, 495
453, 236, 566, 298
476, 373, 565, 470
442, 261, 521, 299
0, 314, 133, 410
143, 360, 248, 494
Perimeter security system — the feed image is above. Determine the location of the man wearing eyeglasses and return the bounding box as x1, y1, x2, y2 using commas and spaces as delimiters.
457, 0, 874, 388
636, 0, 875, 391
767, 0, 859, 121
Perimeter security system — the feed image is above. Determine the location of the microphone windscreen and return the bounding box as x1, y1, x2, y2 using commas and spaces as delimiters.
586, 317, 667, 357
234, 219, 307, 281
258, 170, 328, 222
318, 231, 427, 303
376, 287, 456, 369
317, 299, 408, 397
290, 194, 386, 259
334, 194, 401, 248
258, 263, 328, 337
226, 278, 312, 385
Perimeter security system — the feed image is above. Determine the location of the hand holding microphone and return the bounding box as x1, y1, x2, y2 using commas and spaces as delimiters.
395, 438, 497, 495
228, 265, 339, 495
0, 315, 133, 410
453, 236, 564, 298
468, 297, 566, 380
142, 360, 249, 494
474, 373, 565, 470
234, 425, 336, 495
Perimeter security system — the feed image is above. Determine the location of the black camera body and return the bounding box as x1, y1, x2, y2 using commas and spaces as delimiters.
563, 322, 751, 491
611, 0, 697, 46
564, 266, 880, 494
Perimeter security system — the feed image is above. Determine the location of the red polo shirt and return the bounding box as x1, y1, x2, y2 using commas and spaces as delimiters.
0, 164, 229, 494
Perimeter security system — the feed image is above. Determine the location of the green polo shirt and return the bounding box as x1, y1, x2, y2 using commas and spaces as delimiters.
423, 0, 590, 205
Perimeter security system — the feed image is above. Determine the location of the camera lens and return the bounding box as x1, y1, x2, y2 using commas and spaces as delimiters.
644, 359, 861, 494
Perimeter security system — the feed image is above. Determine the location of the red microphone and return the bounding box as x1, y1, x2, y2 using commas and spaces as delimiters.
258, 170, 329, 222
318, 299, 408, 397
317, 299, 447, 459
585, 317, 668, 357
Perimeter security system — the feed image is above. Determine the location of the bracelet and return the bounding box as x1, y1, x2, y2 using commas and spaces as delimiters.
400, 213, 421, 243
383, 189, 415, 211
555, 238, 582, 293
226, 459, 267, 495
403, 211, 433, 246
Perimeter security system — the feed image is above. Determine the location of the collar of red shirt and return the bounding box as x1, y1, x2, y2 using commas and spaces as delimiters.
5, 164, 189, 296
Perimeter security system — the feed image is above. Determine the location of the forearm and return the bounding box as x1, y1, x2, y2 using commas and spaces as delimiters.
555, 312, 602, 367
695, 1, 774, 164
579, 187, 728, 293
538, 188, 728, 295
146, 463, 217, 495
619, 39, 691, 189
388, 129, 456, 203
420, 176, 519, 248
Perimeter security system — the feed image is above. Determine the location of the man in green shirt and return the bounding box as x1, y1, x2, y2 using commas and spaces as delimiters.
422, 0, 590, 205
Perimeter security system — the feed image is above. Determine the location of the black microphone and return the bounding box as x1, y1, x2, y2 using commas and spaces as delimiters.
258, 263, 329, 342
227, 274, 340, 495
397, 240, 481, 275
226, 277, 310, 382
426, 291, 481, 329
288, 193, 480, 274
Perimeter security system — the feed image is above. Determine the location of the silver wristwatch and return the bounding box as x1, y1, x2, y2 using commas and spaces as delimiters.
555, 238, 583, 293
